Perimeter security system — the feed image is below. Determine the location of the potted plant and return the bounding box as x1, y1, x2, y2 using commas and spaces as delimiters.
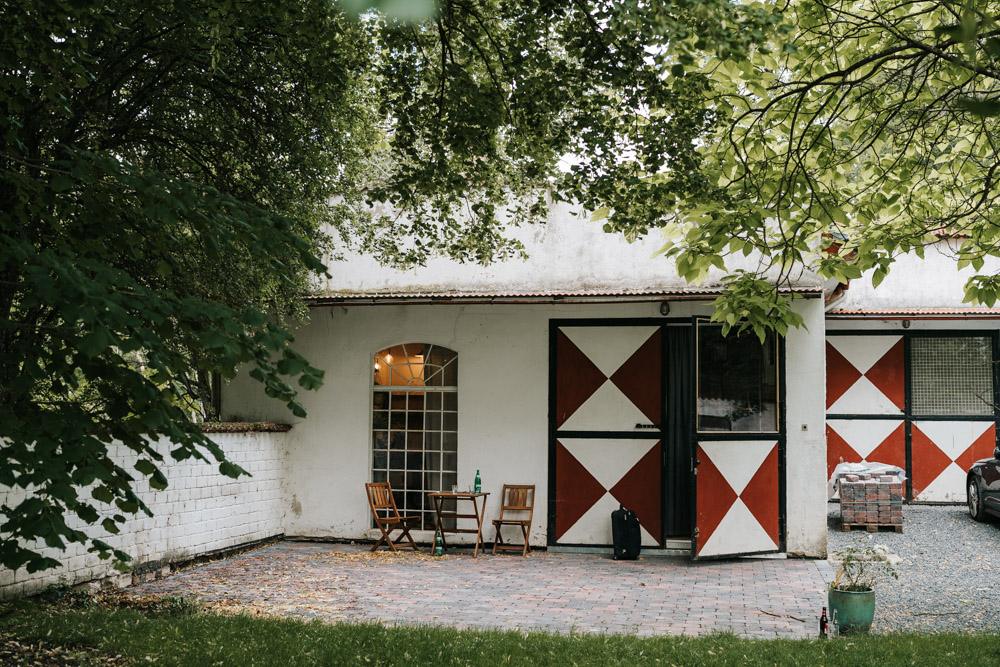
828, 542, 898, 635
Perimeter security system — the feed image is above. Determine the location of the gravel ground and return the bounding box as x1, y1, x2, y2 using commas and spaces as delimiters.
827, 503, 1000, 634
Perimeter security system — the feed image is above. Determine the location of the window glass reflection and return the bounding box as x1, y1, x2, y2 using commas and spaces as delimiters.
697, 325, 778, 432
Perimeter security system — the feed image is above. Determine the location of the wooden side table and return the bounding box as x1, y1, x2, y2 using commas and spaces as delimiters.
427, 492, 490, 557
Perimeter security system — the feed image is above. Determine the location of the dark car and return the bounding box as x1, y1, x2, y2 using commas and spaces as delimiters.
968, 446, 1000, 521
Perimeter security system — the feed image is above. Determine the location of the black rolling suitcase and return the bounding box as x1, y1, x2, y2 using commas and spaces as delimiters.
611, 504, 640, 560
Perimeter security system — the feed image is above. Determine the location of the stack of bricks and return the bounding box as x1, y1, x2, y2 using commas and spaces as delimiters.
839, 473, 903, 530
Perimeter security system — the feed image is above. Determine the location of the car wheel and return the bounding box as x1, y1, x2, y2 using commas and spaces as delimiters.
968, 477, 987, 522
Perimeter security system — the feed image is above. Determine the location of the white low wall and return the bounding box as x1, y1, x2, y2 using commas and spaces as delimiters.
0, 431, 286, 600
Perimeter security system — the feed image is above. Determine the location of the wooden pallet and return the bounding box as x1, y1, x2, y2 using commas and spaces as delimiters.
841, 522, 902, 533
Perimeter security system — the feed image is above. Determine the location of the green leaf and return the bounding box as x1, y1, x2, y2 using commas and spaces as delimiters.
78, 327, 112, 358
149, 470, 168, 490
134, 459, 156, 475
298, 370, 324, 391
277, 357, 307, 376
219, 461, 244, 478
51, 173, 75, 192
956, 97, 1000, 117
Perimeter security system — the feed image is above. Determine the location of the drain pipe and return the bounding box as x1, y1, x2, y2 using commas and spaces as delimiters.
824, 278, 850, 312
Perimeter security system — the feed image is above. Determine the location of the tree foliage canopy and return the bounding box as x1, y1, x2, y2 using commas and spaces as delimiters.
346, 0, 784, 268
0, 0, 375, 571
10, 0, 991, 572
592, 0, 1000, 337
0, 0, 791, 573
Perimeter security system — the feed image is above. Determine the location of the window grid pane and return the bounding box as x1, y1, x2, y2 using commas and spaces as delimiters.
372, 342, 458, 530
911, 337, 993, 416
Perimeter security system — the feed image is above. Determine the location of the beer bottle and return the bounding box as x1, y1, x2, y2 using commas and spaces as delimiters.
474, 469, 481, 494
819, 606, 828, 638
433, 531, 443, 557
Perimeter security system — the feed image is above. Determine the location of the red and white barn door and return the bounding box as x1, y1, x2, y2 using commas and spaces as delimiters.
691, 319, 783, 559
694, 440, 781, 558
552, 324, 663, 547
826, 333, 999, 502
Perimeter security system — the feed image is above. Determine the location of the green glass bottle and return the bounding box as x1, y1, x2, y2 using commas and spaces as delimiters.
433, 531, 443, 557
474, 469, 481, 494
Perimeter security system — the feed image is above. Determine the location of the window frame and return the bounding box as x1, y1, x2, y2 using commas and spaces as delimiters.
694, 319, 781, 435
370, 343, 458, 531
909, 335, 995, 418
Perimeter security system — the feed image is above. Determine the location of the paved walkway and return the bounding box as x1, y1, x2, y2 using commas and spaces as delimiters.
130, 543, 831, 638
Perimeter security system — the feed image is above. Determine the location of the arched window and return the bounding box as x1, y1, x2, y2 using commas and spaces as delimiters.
371, 343, 458, 530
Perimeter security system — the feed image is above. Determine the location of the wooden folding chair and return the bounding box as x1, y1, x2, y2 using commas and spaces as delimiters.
491, 484, 535, 556
365, 482, 420, 552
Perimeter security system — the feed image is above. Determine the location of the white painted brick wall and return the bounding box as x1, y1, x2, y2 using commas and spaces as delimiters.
0, 431, 287, 600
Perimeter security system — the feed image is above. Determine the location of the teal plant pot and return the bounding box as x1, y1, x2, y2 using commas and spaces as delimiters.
828, 588, 875, 635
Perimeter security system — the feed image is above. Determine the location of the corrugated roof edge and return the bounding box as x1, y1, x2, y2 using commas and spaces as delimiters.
828, 308, 1000, 319
306, 286, 824, 306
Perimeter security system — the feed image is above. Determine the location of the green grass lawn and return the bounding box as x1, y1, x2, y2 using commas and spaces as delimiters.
1, 593, 997, 666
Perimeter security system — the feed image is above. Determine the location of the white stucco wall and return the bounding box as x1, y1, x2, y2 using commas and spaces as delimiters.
783, 297, 828, 557
225, 297, 828, 557
0, 432, 286, 600
834, 241, 1000, 311
319, 201, 824, 295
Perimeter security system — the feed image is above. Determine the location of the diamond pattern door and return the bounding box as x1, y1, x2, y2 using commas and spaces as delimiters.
826, 333, 999, 502
911, 421, 996, 502
826, 336, 905, 415
694, 440, 780, 558
553, 325, 663, 546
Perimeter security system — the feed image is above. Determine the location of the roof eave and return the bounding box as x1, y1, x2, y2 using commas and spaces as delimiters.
827, 308, 1000, 320
306, 287, 825, 307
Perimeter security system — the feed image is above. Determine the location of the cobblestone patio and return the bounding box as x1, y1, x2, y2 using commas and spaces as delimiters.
129, 504, 1000, 638
130, 542, 832, 639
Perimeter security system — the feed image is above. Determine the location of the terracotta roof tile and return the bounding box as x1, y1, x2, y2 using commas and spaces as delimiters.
827, 308, 1000, 318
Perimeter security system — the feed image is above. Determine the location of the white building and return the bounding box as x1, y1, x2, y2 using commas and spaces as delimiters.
225, 203, 831, 559
6, 205, 998, 598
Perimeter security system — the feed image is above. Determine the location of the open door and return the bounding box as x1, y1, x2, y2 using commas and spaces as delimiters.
693, 440, 780, 558
691, 319, 783, 559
